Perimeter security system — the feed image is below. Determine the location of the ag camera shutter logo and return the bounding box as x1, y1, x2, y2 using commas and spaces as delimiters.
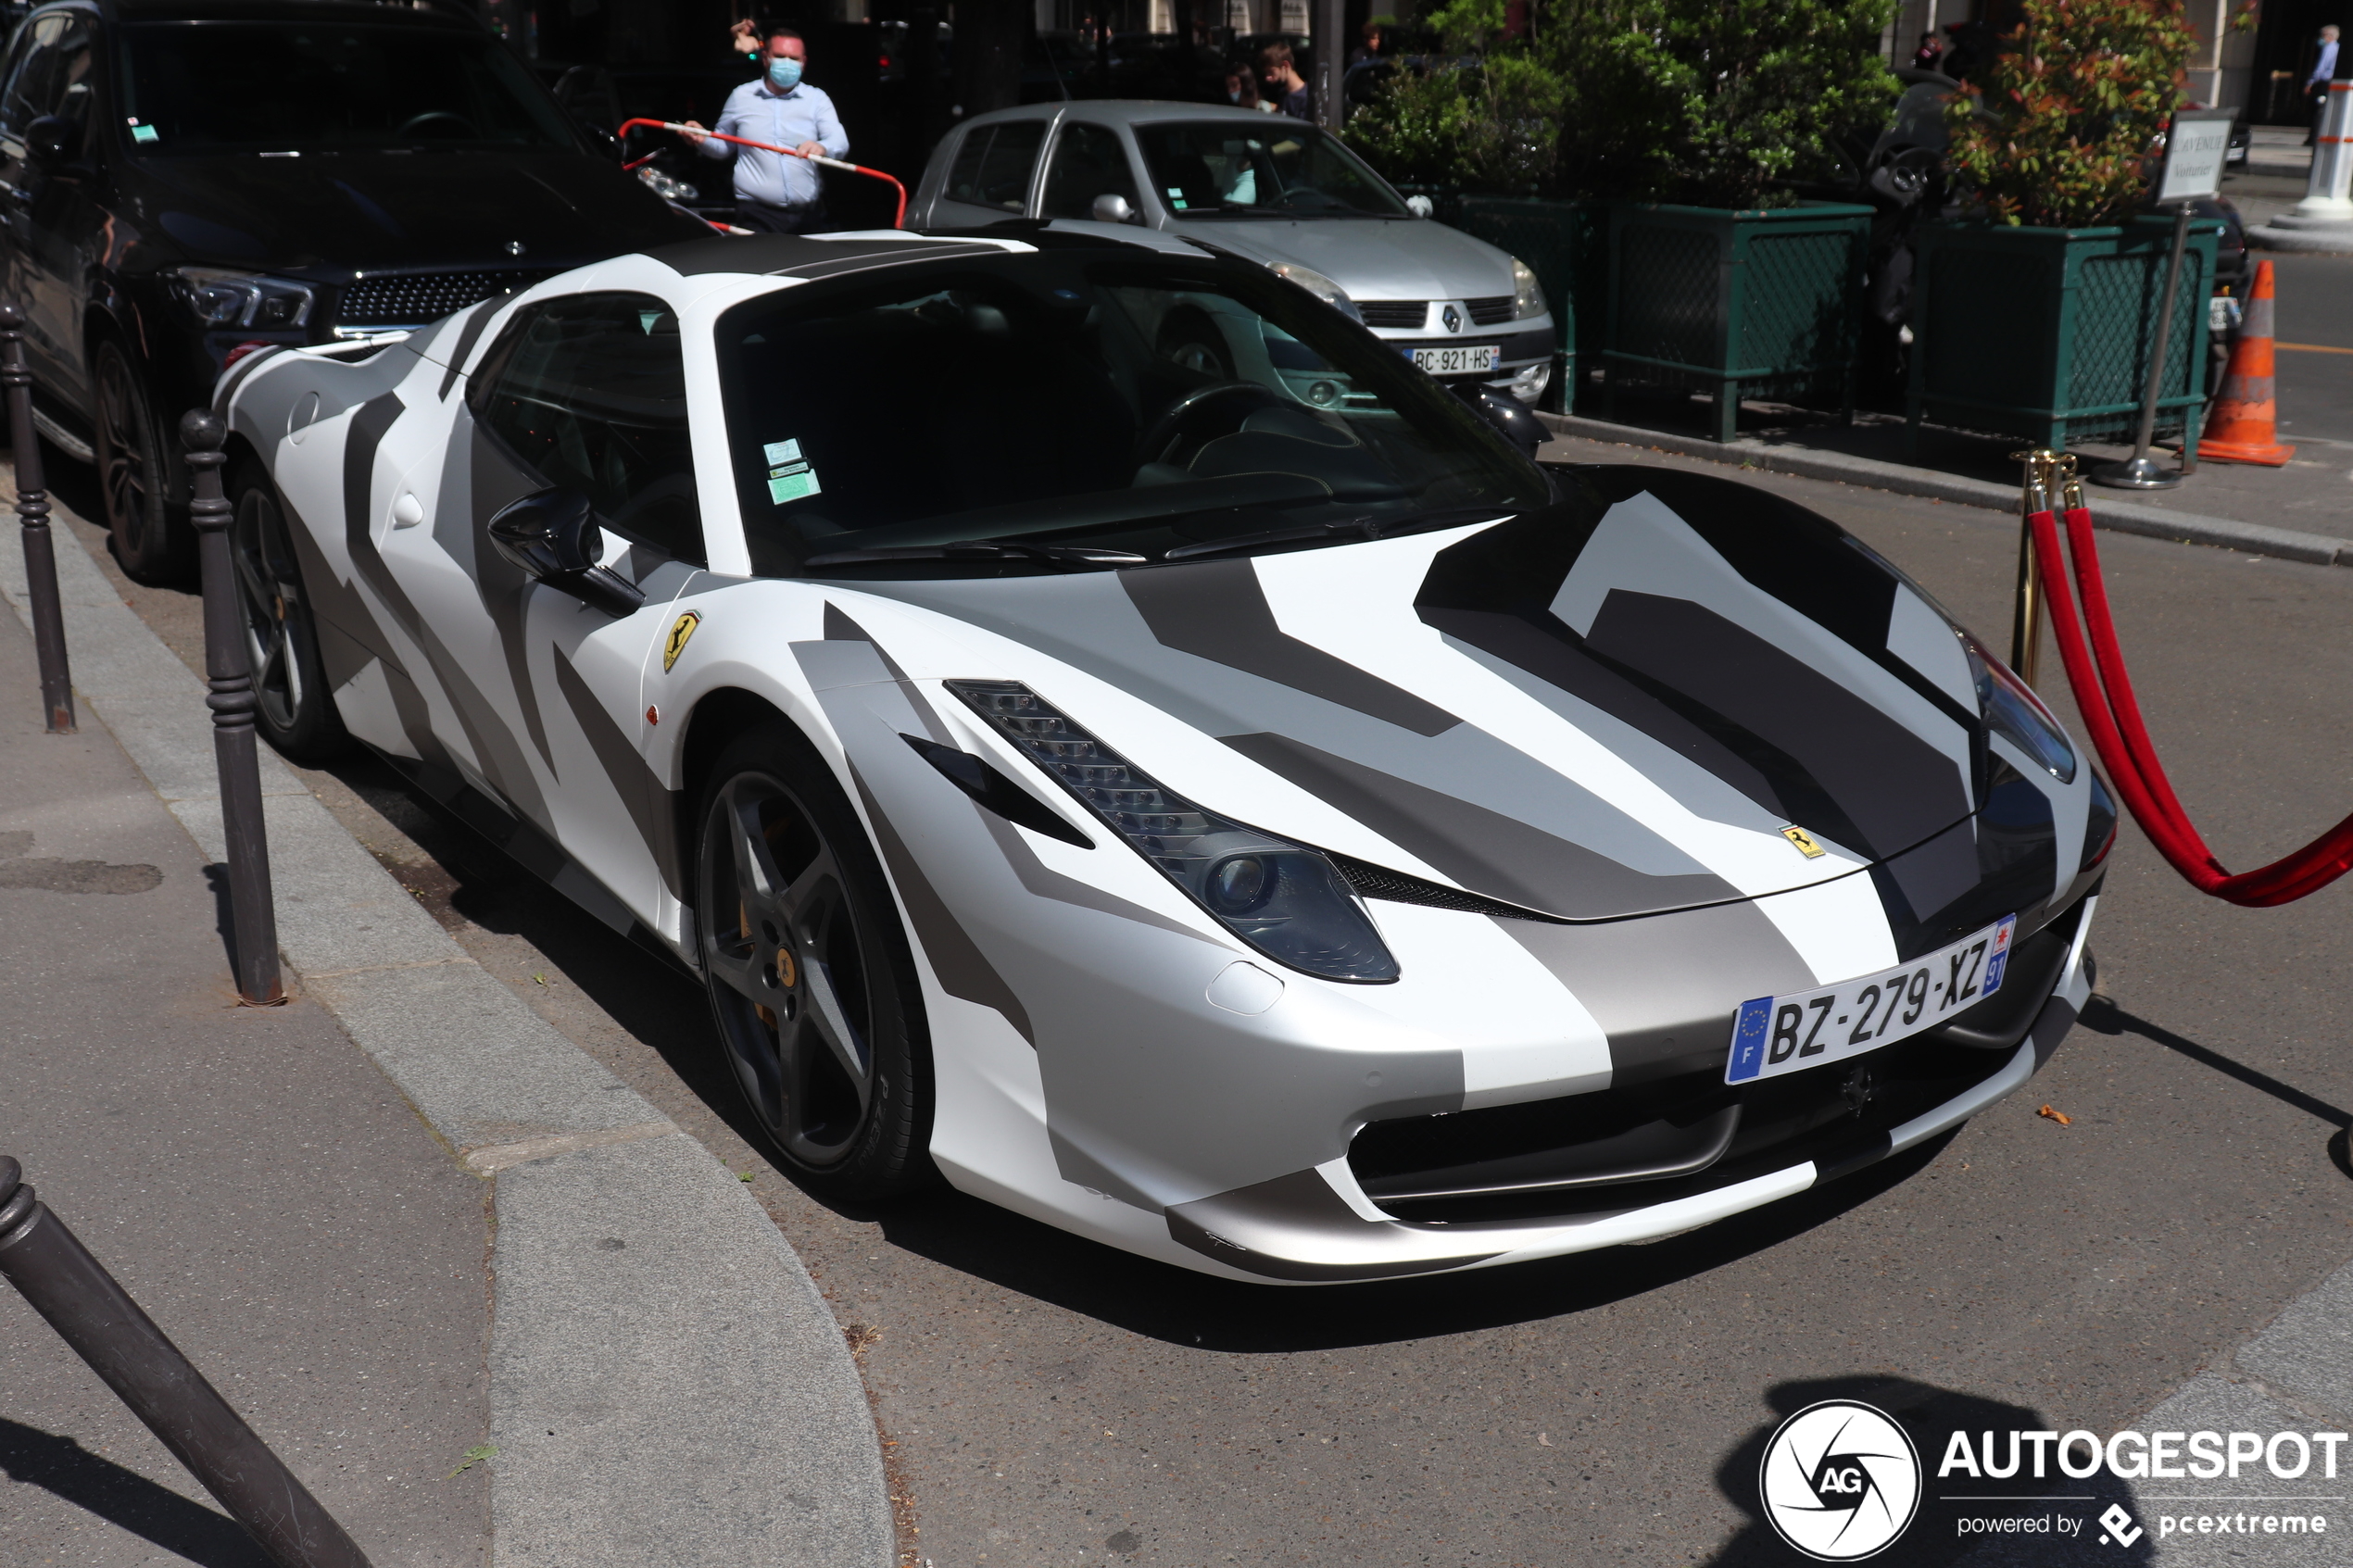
1758, 1399, 1922, 1561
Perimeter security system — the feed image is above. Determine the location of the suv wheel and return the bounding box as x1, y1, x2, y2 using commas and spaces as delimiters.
92, 338, 181, 582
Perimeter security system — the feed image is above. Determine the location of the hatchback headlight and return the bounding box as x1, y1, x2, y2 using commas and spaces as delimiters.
949, 680, 1399, 983
1510, 257, 1546, 320
1267, 261, 1364, 323
168, 267, 315, 330
1961, 632, 2076, 783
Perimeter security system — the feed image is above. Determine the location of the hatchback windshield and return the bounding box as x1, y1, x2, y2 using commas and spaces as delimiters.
116, 23, 576, 154
717, 254, 1546, 575
1133, 123, 1407, 218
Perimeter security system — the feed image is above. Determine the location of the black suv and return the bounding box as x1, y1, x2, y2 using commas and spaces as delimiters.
0, 0, 708, 578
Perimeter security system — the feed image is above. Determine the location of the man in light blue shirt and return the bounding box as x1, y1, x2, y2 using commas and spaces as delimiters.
2309, 25, 2341, 147
682, 30, 848, 233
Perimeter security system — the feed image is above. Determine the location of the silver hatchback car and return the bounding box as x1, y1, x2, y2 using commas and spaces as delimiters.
909, 101, 1558, 403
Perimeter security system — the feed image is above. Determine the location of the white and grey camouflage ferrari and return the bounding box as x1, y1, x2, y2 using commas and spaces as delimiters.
214, 224, 2113, 1283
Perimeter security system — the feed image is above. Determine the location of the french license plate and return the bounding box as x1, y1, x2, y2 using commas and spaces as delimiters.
1409, 345, 1499, 374
1725, 915, 2018, 1085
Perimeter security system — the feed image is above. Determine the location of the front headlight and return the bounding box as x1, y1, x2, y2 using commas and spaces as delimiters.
1267, 261, 1364, 323
1510, 257, 1546, 320
949, 680, 1399, 983
168, 267, 315, 330
1961, 632, 2076, 783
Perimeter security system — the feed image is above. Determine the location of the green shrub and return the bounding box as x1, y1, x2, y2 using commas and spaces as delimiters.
1943, 0, 2196, 227
1348, 0, 1899, 207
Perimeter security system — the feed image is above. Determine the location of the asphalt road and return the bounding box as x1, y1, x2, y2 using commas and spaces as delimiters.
52, 453, 2353, 1568
2263, 252, 2353, 449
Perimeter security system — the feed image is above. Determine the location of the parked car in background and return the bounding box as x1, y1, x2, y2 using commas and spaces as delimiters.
0, 0, 707, 580
911, 103, 1558, 404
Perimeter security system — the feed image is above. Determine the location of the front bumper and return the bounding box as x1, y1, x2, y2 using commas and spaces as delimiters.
1164, 894, 2097, 1283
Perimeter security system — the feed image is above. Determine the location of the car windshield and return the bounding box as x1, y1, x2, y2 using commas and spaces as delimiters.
717, 253, 1547, 575
1132, 122, 1408, 218
115, 22, 576, 154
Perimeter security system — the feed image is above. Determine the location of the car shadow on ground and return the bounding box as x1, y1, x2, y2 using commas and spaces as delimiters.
1700, 1377, 2156, 1567
0, 1418, 271, 1567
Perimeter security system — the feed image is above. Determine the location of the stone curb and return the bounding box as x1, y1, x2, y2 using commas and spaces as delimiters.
1538, 410, 2353, 569
0, 501, 893, 1568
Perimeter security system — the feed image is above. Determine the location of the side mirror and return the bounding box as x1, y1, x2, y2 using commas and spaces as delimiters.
25, 116, 75, 164
1090, 193, 1137, 224
1404, 194, 1434, 219
1451, 382, 1546, 463
486, 488, 648, 616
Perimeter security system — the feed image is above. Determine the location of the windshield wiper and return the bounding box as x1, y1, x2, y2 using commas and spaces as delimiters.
1162, 517, 1384, 561
801, 540, 1147, 571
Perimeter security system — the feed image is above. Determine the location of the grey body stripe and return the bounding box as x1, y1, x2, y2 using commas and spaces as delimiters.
1223, 732, 1735, 922
435, 301, 498, 400
554, 651, 682, 899
467, 423, 558, 772
1124, 559, 1458, 737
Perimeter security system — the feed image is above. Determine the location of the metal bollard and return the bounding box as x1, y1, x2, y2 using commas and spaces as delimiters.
0, 1156, 373, 1568
2007, 447, 2057, 687
0, 304, 76, 733
180, 410, 282, 1005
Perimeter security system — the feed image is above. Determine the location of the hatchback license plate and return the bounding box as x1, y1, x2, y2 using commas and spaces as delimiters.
1410, 345, 1499, 374
1725, 914, 2018, 1085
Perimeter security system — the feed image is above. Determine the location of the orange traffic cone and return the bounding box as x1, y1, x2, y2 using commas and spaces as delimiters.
2198, 260, 2296, 466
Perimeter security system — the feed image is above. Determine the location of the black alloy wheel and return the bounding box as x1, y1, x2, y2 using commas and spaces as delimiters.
92, 339, 181, 582
696, 722, 932, 1198
230, 467, 346, 763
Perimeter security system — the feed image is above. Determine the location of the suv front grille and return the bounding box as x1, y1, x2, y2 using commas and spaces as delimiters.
337, 270, 551, 326
1356, 300, 1427, 329
1466, 295, 1516, 326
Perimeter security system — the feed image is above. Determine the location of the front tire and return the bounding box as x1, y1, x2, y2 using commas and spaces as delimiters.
230, 464, 347, 764
91, 338, 182, 583
695, 721, 934, 1199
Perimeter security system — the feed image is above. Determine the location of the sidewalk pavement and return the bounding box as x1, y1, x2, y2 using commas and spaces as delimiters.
1538, 405, 2353, 567
0, 603, 491, 1565
0, 479, 895, 1566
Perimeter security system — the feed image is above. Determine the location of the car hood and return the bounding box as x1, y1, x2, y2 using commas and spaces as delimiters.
844, 467, 2061, 925
1178, 218, 1516, 303
125, 150, 698, 273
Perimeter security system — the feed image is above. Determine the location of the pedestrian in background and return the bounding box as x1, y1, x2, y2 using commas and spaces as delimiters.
1259, 41, 1309, 119
681, 28, 847, 234
1350, 20, 1384, 67
2308, 25, 2340, 147
1224, 65, 1261, 109
1911, 31, 1944, 72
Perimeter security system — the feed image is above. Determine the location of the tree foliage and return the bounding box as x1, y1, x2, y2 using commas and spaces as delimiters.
1347, 0, 1900, 208
1942, 0, 2196, 228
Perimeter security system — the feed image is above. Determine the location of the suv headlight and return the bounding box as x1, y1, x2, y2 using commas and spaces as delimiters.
1961, 632, 2076, 783
949, 680, 1399, 983
168, 267, 315, 330
1510, 257, 1546, 320
1267, 261, 1364, 323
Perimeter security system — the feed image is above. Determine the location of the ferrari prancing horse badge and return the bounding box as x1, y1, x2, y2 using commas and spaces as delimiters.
662, 610, 701, 673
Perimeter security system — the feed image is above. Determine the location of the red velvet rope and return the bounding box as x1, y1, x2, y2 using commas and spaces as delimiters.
2028, 506, 2353, 907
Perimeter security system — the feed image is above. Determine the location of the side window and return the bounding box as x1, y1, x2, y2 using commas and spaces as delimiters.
944, 119, 1044, 211
1039, 122, 1139, 220
2, 13, 87, 138
469, 293, 703, 566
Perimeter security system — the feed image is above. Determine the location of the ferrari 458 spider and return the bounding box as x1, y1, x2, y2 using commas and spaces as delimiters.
217, 224, 2112, 1282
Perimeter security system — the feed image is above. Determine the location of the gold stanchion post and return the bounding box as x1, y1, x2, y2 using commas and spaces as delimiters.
2007, 448, 2057, 685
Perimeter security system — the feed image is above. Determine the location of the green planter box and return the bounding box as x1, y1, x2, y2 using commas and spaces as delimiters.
1599, 201, 1875, 443
1438, 195, 1606, 412
1906, 216, 2222, 453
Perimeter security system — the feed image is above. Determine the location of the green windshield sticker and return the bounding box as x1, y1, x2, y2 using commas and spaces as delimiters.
132, 124, 159, 144
763, 438, 802, 465
768, 467, 821, 505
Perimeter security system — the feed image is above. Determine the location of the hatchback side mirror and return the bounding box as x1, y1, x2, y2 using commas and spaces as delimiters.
25, 116, 76, 164
1090, 193, 1138, 224
1451, 382, 1547, 462
486, 487, 648, 616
